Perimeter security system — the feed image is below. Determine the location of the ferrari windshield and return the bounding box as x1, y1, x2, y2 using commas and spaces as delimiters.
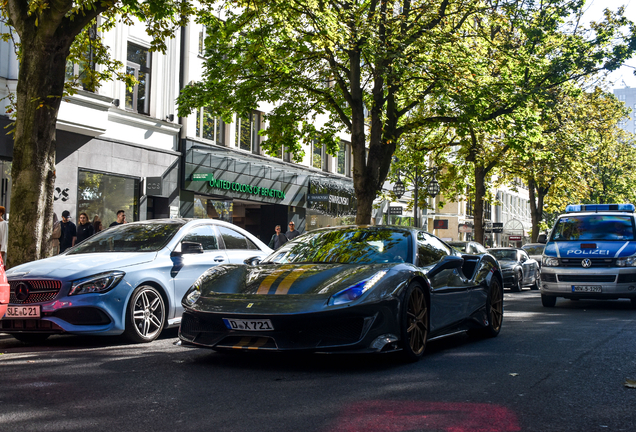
551, 215, 635, 241
263, 228, 412, 264
67, 222, 183, 254
490, 250, 517, 261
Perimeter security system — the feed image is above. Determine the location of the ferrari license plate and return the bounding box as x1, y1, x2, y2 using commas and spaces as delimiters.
5, 305, 41, 319
223, 318, 274, 331
572, 285, 602, 293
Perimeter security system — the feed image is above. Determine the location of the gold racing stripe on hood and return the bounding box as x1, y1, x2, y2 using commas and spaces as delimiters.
256, 265, 294, 294
274, 266, 312, 295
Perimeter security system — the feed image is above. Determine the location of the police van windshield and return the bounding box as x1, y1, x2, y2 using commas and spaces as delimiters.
551, 215, 635, 241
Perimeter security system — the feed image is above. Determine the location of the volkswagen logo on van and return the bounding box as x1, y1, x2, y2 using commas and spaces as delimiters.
581, 259, 592, 268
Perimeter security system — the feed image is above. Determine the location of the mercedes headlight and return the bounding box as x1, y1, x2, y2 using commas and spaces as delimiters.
69, 271, 125, 295
328, 270, 388, 306
542, 257, 559, 267
616, 256, 636, 267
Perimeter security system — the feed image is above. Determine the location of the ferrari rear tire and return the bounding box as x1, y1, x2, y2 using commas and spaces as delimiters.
12, 333, 50, 344
468, 277, 503, 338
123, 285, 166, 343
511, 270, 522, 292
541, 294, 557, 308
400, 282, 429, 362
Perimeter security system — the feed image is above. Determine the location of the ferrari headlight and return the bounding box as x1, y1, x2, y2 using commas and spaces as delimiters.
328, 270, 388, 306
616, 256, 636, 267
69, 271, 125, 296
184, 288, 201, 306
542, 256, 559, 267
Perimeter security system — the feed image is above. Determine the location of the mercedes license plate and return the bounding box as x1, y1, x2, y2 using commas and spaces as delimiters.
572, 285, 602, 293
5, 305, 41, 319
223, 318, 274, 331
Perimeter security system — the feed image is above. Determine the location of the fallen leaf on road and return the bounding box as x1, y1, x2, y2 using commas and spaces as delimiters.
509, 373, 519, 377
624, 379, 636, 389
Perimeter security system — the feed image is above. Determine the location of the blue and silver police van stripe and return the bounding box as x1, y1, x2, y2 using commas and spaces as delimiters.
541, 204, 636, 305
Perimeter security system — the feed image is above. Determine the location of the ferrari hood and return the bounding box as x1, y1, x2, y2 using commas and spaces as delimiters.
6, 252, 157, 280
197, 263, 389, 297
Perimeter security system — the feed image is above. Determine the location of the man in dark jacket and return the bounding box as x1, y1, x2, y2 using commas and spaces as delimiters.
59, 210, 77, 253
286, 221, 300, 240
268, 225, 287, 249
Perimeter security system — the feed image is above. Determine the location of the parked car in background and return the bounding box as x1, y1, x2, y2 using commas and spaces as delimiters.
448, 241, 488, 254
179, 226, 504, 362
488, 248, 540, 292
521, 243, 546, 267
0, 256, 8, 320
1, 219, 272, 343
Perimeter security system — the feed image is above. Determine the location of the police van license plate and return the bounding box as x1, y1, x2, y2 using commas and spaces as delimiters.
5, 305, 41, 318
223, 318, 274, 331
572, 285, 602, 293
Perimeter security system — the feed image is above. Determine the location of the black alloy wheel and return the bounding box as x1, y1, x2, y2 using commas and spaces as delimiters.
541, 294, 557, 307
12, 333, 50, 344
469, 277, 503, 338
400, 282, 429, 362
123, 285, 166, 343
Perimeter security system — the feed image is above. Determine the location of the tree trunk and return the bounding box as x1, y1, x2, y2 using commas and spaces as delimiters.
7, 30, 72, 268
473, 164, 486, 244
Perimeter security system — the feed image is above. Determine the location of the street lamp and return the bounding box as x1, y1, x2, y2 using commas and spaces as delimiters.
393, 177, 406, 199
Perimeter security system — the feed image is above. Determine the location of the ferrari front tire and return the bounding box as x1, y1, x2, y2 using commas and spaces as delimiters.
123, 285, 166, 343
400, 282, 429, 362
511, 270, 522, 292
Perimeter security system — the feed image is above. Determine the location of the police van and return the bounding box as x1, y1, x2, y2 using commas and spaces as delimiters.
540, 204, 636, 308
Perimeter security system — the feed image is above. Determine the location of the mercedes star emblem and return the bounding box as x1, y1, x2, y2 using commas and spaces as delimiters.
15, 281, 30, 302
581, 258, 592, 268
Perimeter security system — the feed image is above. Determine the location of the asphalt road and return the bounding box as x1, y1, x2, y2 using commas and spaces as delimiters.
1, 291, 635, 432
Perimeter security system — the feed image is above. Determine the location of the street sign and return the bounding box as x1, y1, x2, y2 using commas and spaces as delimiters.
433, 220, 448, 229
389, 206, 403, 215
458, 224, 473, 233
493, 222, 504, 234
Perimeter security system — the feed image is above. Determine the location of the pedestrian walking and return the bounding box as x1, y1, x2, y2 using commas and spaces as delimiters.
268, 225, 288, 249
286, 221, 300, 241
0, 206, 7, 265
51, 213, 61, 255
109, 210, 126, 227
76, 212, 94, 244
93, 219, 103, 233
59, 210, 77, 253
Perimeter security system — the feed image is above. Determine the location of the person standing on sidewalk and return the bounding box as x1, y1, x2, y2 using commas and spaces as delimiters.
268, 225, 288, 249
0, 206, 7, 265
109, 210, 126, 227
286, 221, 301, 241
76, 212, 94, 244
59, 210, 77, 253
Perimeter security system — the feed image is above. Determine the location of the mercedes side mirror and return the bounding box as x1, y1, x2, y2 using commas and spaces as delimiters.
244, 256, 262, 266
172, 241, 204, 256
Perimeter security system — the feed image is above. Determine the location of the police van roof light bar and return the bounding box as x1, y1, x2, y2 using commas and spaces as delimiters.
565, 204, 635, 213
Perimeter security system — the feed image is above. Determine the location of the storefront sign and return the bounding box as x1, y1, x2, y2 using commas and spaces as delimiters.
389, 206, 403, 215
458, 223, 473, 233
433, 220, 449, 230
192, 173, 285, 200
308, 194, 330, 202
509, 235, 522, 241
146, 177, 163, 196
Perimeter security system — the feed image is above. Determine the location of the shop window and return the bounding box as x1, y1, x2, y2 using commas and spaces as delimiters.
312, 140, 327, 171
77, 170, 139, 227
193, 196, 233, 222
196, 107, 224, 144
337, 142, 350, 176
125, 42, 151, 114
218, 226, 259, 250
236, 112, 260, 154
